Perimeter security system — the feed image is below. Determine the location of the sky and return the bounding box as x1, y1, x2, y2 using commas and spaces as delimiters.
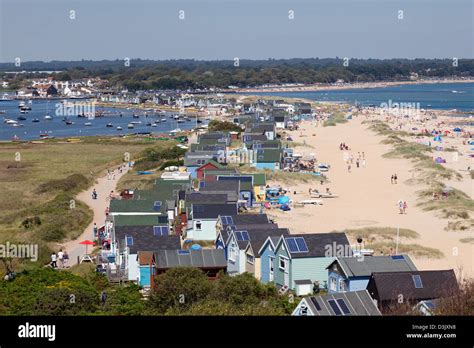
0, 0, 472, 62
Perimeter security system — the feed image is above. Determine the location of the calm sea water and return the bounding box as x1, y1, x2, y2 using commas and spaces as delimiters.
248, 82, 474, 113
0, 99, 202, 140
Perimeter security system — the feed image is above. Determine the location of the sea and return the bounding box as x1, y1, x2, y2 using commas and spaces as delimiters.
1, 82, 473, 140
247, 82, 474, 113
0, 98, 202, 141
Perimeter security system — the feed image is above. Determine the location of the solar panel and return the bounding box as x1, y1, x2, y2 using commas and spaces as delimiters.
178, 250, 190, 255
221, 216, 233, 225
286, 238, 299, 253
295, 237, 309, 252
241, 231, 250, 241
391, 255, 405, 260
327, 299, 342, 316
309, 297, 322, 311
154, 201, 162, 211
235, 231, 244, 241
336, 299, 351, 315
153, 226, 169, 236
413, 275, 423, 288
194, 205, 204, 213
126, 236, 133, 246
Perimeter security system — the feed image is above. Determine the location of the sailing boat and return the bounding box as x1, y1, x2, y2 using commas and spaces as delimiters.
44, 101, 52, 120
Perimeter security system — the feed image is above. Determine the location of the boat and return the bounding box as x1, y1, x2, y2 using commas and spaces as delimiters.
196, 119, 203, 123
130, 121, 141, 124
44, 115, 52, 120
84, 122, 92, 126
169, 128, 181, 133
151, 123, 158, 127
146, 122, 152, 126
32, 118, 40, 123
0, 94, 13, 101
127, 123, 134, 129
20, 109, 28, 114
161, 118, 167, 122
132, 113, 140, 118
116, 126, 123, 131
18, 101, 26, 108
177, 119, 185, 123
5, 119, 18, 124
17, 116, 27, 121
65, 120, 74, 125
12, 123, 23, 127
106, 123, 113, 127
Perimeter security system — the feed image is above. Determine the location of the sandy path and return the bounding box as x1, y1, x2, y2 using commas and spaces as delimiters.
270, 117, 473, 277
60, 166, 130, 265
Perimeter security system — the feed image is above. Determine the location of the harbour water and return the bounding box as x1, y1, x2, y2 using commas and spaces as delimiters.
0, 99, 203, 140
248, 82, 474, 113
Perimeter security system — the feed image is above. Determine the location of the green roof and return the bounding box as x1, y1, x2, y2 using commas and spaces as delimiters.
256, 149, 282, 163
109, 199, 162, 213
113, 215, 168, 226
247, 173, 266, 186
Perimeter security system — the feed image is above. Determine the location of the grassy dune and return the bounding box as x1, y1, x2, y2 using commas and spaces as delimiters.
0, 137, 174, 265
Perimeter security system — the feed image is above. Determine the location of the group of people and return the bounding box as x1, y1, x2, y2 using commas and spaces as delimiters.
339, 142, 350, 151
397, 199, 408, 214
346, 151, 366, 172
107, 165, 127, 180
390, 174, 398, 184
50, 249, 69, 269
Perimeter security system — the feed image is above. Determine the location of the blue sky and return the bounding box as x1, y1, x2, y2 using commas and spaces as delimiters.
0, 0, 472, 62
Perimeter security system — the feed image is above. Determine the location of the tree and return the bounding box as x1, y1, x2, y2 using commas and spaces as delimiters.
148, 267, 212, 313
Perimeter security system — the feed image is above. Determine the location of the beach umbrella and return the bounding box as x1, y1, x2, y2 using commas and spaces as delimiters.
433, 135, 442, 142
453, 127, 462, 132
190, 244, 202, 251
79, 240, 95, 254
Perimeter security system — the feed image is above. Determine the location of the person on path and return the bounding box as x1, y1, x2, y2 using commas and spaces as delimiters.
51, 252, 57, 268
93, 223, 98, 237
63, 250, 69, 268
57, 249, 64, 269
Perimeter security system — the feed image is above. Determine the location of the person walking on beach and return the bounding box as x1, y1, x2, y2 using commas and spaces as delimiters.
347, 164, 351, 173
362, 152, 365, 160
391, 175, 394, 184
397, 200, 404, 214
50, 252, 57, 269
394, 173, 398, 184
403, 201, 408, 214
356, 159, 360, 168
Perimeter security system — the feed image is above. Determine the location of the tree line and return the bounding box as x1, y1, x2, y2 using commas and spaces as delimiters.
1, 58, 473, 91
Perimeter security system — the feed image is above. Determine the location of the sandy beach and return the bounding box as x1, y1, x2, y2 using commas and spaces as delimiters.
266, 111, 473, 278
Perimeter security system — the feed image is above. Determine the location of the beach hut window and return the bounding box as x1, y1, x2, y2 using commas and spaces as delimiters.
412, 275, 423, 288
153, 201, 162, 211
